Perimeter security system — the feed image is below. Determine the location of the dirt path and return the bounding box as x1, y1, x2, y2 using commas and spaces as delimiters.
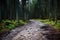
1, 20, 60, 40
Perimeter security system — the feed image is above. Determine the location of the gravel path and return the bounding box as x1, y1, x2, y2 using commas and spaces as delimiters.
1, 20, 60, 40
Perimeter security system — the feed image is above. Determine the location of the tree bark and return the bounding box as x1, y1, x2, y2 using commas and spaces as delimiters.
53, 0, 57, 24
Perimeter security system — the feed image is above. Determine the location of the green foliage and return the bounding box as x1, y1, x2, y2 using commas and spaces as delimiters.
54, 20, 60, 30
0, 20, 26, 33
2, 20, 17, 29
19, 20, 27, 25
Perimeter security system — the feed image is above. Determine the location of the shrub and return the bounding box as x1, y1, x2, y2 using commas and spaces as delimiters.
0, 20, 26, 33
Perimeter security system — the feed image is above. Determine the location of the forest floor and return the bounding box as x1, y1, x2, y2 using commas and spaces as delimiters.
1, 20, 60, 40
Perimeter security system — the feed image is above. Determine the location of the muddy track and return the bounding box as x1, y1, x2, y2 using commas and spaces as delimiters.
1, 20, 60, 40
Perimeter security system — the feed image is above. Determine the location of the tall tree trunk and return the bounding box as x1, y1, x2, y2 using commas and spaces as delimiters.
0, 4, 1, 21
40, 0, 45, 19
15, 0, 19, 25
22, 0, 26, 20
48, 0, 51, 20
53, 0, 57, 24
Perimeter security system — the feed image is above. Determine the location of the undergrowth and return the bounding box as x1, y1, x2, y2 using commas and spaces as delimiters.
0, 20, 26, 33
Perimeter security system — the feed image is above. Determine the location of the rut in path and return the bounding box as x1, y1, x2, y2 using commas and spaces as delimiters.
1, 20, 60, 40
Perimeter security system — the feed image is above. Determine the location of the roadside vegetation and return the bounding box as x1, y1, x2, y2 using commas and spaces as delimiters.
32, 19, 60, 31
0, 20, 26, 33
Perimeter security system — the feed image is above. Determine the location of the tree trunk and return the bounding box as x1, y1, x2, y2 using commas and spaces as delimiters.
15, 0, 19, 25
22, 0, 26, 20
53, 0, 57, 24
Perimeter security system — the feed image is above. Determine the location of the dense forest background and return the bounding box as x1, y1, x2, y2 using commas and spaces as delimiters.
0, 0, 60, 20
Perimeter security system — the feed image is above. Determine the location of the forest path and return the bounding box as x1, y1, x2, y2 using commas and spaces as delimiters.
1, 20, 59, 40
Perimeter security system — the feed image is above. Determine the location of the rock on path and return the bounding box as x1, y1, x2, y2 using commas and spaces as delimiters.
1, 20, 59, 40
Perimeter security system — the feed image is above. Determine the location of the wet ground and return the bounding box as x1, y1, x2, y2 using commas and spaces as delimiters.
1, 20, 60, 40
